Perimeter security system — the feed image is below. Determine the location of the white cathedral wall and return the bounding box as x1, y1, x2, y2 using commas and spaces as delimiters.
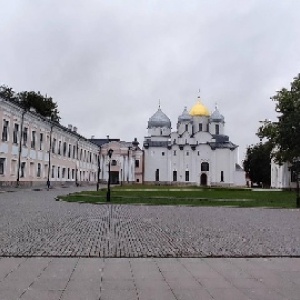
234, 170, 246, 186
178, 131, 190, 145
192, 116, 209, 130
178, 122, 193, 136
210, 148, 240, 186
209, 122, 224, 135
210, 149, 230, 185
143, 147, 169, 183
148, 127, 171, 138
193, 132, 212, 143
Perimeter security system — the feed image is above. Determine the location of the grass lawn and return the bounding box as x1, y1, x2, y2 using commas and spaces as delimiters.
58, 186, 298, 208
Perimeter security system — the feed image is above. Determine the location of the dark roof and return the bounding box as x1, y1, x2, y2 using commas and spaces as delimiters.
143, 140, 170, 148
210, 134, 238, 150
89, 139, 120, 147
208, 141, 237, 150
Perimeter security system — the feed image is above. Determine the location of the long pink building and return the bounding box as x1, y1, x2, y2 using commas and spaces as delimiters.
1, 97, 144, 188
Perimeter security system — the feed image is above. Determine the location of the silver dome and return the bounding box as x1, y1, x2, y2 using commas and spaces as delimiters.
148, 108, 171, 128
178, 107, 192, 122
210, 106, 224, 122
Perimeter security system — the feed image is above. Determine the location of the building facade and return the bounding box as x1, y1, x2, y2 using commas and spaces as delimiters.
94, 138, 144, 184
0, 97, 99, 188
271, 160, 296, 189
1, 94, 246, 188
143, 96, 246, 186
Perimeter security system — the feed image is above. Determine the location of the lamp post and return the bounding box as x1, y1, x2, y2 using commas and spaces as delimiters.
97, 151, 101, 191
127, 146, 131, 183
75, 138, 80, 187
47, 123, 54, 190
16, 109, 27, 187
106, 148, 113, 202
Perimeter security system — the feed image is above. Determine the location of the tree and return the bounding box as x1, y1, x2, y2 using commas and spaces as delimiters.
258, 73, 300, 164
0, 85, 17, 101
243, 141, 272, 187
1, 84, 61, 122
18, 91, 60, 123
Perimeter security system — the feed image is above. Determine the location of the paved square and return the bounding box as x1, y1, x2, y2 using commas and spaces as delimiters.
0, 257, 300, 300
1, 186, 300, 257
1, 187, 300, 299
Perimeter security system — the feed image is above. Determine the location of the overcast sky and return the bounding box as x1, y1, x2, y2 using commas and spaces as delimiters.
1, 0, 300, 162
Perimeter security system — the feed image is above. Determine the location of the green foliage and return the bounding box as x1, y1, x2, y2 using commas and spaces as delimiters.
0, 84, 60, 123
0, 85, 17, 101
258, 73, 300, 164
18, 91, 60, 122
243, 142, 272, 187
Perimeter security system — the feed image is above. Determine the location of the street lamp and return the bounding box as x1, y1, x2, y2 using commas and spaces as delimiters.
16, 109, 27, 187
96, 150, 101, 191
127, 146, 131, 183
106, 148, 113, 202
47, 123, 54, 190
75, 137, 80, 187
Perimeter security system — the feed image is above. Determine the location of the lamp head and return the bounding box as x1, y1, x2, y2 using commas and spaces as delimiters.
108, 148, 113, 158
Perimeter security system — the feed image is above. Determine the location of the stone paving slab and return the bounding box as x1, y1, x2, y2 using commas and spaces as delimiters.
0, 186, 300, 257
0, 257, 299, 300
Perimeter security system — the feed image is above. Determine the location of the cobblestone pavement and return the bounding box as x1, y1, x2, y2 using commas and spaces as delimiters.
0, 187, 300, 257
1, 257, 300, 300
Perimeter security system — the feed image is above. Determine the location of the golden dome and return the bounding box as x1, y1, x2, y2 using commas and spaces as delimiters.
189, 98, 210, 117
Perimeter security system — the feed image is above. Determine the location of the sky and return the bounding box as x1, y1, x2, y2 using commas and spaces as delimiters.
1, 0, 300, 162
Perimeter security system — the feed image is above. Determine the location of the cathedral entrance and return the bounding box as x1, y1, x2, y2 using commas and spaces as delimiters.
200, 173, 207, 186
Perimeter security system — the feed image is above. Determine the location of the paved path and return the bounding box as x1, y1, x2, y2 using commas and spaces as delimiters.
1, 257, 300, 300
1, 187, 300, 299
0, 186, 300, 257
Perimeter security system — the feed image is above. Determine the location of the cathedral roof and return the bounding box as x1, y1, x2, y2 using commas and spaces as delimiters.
189, 97, 210, 117
148, 107, 171, 128
178, 107, 192, 122
210, 105, 224, 122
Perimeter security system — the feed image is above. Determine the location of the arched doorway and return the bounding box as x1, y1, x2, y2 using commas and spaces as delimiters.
200, 173, 207, 186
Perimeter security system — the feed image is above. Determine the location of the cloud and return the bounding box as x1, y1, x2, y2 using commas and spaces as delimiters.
1, 0, 300, 161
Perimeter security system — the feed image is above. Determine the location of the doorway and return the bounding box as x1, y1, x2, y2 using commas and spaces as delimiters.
200, 173, 207, 186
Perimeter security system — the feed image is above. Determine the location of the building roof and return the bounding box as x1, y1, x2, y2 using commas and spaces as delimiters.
178, 107, 192, 122
210, 105, 224, 123
189, 97, 210, 117
148, 107, 171, 128
89, 138, 120, 147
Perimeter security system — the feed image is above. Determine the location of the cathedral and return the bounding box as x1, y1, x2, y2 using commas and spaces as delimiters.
143, 96, 245, 186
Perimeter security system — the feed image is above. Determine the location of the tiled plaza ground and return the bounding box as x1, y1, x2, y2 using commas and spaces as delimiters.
0, 186, 300, 257
1, 186, 300, 299
0, 257, 300, 300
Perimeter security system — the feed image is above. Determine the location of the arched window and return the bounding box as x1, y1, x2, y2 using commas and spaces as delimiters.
201, 162, 209, 171
111, 159, 117, 166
